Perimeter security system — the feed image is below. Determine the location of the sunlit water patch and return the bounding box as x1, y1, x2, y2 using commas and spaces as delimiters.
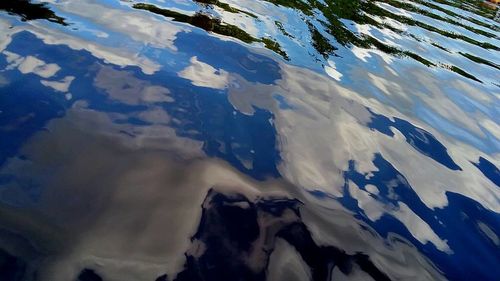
0, 0, 499, 281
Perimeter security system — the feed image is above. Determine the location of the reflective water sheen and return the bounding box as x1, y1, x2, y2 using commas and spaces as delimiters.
0, 0, 499, 280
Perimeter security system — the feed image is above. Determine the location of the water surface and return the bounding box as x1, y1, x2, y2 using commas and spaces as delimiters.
0, 0, 499, 280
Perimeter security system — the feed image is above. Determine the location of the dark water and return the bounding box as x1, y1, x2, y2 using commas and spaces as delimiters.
0, 0, 499, 280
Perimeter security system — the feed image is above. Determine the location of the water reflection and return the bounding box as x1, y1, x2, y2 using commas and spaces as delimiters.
0, 0, 499, 281
132, 3, 289, 60
0, 0, 67, 26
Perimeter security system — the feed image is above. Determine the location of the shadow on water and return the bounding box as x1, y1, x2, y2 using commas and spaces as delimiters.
69, 185, 393, 281
157, 190, 390, 281
0, 248, 30, 281
77, 269, 103, 281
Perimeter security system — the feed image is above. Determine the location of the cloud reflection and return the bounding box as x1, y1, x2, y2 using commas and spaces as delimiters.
0, 0, 498, 280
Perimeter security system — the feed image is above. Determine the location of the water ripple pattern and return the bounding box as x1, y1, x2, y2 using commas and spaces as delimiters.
0, 0, 498, 281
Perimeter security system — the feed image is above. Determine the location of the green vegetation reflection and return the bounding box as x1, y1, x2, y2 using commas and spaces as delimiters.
133, 3, 288, 60
194, 0, 258, 18
0, 0, 67, 25
264, 0, 495, 82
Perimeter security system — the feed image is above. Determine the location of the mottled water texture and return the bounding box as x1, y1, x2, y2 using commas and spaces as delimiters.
0, 0, 499, 281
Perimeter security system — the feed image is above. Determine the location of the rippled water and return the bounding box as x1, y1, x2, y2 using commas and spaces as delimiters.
0, 0, 499, 280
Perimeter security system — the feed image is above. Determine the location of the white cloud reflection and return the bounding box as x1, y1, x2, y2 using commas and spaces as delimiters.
178, 56, 230, 90
0, 1, 498, 279
41, 76, 75, 92
4, 51, 60, 78
223, 57, 499, 256
94, 65, 173, 105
